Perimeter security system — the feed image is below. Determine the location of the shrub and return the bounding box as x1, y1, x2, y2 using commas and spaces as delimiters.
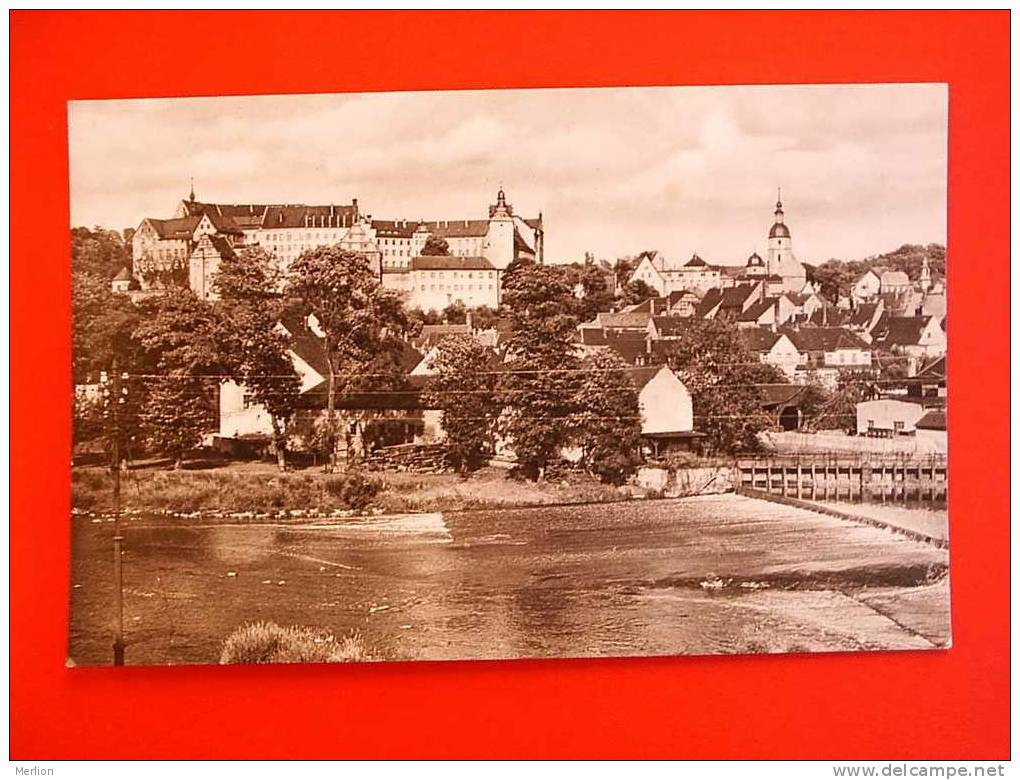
220, 621, 368, 664
324, 471, 382, 510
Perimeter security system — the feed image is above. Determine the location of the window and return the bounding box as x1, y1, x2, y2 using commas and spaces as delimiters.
893, 421, 905, 432
867, 419, 875, 430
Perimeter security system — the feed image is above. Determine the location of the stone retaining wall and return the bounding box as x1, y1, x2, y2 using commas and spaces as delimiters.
635, 466, 736, 497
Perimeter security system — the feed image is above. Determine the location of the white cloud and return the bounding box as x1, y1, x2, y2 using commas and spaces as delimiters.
68, 83, 947, 265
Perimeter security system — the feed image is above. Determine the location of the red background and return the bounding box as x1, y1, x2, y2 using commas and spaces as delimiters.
10, 11, 1010, 759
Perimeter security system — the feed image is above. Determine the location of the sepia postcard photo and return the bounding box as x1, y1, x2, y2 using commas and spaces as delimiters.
68, 83, 949, 667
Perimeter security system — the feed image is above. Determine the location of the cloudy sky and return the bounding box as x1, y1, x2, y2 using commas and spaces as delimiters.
68, 83, 946, 266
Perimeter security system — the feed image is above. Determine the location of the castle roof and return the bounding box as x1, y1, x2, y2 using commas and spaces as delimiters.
145, 216, 201, 240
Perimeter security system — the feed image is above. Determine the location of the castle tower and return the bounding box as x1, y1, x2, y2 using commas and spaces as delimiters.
766, 189, 806, 292
920, 255, 932, 293
484, 186, 516, 270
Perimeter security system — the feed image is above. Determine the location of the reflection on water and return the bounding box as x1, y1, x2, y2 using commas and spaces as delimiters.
70, 495, 951, 666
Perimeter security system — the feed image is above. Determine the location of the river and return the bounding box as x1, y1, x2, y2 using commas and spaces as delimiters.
69, 494, 950, 666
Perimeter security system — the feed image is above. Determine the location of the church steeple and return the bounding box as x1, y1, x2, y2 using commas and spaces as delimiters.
489, 184, 513, 218
189, 177, 196, 203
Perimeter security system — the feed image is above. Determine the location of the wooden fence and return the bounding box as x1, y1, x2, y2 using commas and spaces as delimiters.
735, 455, 947, 503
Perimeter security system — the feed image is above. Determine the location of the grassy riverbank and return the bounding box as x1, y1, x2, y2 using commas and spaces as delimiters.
71, 463, 628, 516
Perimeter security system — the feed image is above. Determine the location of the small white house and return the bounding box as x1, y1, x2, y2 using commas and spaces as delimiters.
851, 269, 882, 302
628, 365, 697, 455
856, 398, 926, 437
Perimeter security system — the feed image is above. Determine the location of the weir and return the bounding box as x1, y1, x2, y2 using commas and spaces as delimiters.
735, 455, 948, 505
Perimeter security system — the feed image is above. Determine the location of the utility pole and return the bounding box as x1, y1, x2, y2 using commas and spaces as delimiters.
108, 361, 126, 666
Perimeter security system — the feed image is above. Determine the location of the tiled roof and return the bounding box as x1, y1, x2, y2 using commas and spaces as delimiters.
413, 323, 473, 350
872, 315, 932, 347
848, 302, 881, 328
916, 409, 946, 431
513, 227, 535, 257
738, 298, 778, 323
667, 289, 701, 304
184, 201, 360, 230
278, 312, 330, 381
781, 326, 870, 352
595, 311, 653, 329
760, 384, 808, 408
807, 305, 850, 327
146, 216, 200, 240
411, 256, 495, 271
650, 316, 688, 337
741, 328, 783, 353
205, 234, 236, 258
685, 253, 709, 267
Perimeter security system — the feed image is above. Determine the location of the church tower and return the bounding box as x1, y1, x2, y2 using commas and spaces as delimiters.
766, 189, 806, 292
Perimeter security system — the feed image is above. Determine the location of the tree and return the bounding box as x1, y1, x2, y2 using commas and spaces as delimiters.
133, 292, 224, 468
656, 319, 783, 454
72, 270, 142, 383
72, 227, 131, 281
213, 247, 301, 471
442, 300, 467, 324
814, 370, 879, 433
618, 279, 657, 306
421, 336, 501, 473
572, 350, 643, 484
286, 247, 411, 471
421, 236, 450, 256
566, 263, 615, 321
498, 263, 581, 479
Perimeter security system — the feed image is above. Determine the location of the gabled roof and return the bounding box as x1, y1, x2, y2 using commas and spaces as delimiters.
650, 316, 688, 337
741, 328, 784, 353
916, 355, 946, 380
781, 326, 870, 352
411, 256, 495, 271
278, 311, 330, 381
872, 315, 933, 347
624, 296, 667, 314
184, 201, 360, 230
848, 301, 881, 328
916, 409, 946, 431
595, 311, 653, 329
201, 233, 237, 259
807, 305, 850, 327
113, 267, 132, 282
760, 383, 809, 408
413, 323, 473, 350
513, 227, 535, 257
667, 289, 701, 304
738, 298, 778, 323
685, 253, 709, 267
145, 216, 201, 240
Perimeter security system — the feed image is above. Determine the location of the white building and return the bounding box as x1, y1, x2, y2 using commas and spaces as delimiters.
856, 398, 926, 437
133, 187, 542, 312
